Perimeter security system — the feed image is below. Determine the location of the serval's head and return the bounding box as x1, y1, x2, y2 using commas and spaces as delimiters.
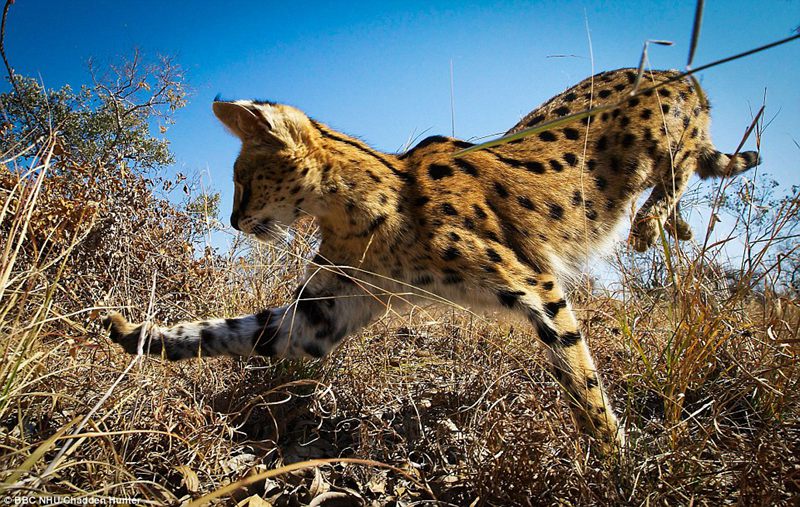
213, 99, 323, 241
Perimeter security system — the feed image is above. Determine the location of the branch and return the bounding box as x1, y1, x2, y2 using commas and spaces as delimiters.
0, 0, 45, 134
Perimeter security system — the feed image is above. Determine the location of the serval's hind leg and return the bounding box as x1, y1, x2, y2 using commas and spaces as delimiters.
631, 164, 692, 252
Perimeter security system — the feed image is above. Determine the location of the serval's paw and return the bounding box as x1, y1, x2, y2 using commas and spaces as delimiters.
667, 215, 693, 241
630, 218, 659, 252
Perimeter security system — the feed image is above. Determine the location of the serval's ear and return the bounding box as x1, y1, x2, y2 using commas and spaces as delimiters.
213, 100, 310, 148
212, 100, 271, 141
255, 104, 313, 148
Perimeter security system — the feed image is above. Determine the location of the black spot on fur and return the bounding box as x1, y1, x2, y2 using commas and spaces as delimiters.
548, 203, 564, 220
595, 176, 607, 191
625, 70, 637, 83
414, 196, 430, 207
452, 140, 475, 149
628, 97, 640, 107
554, 106, 570, 116
518, 196, 535, 210
498, 290, 525, 308
472, 204, 488, 219
441, 203, 458, 215
661, 104, 670, 114
525, 161, 546, 174
356, 215, 387, 237
598, 89, 612, 98
530, 311, 558, 345
549, 159, 564, 172
408, 135, 448, 151
494, 182, 509, 198
442, 269, 463, 284
255, 310, 272, 326
563, 153, 578, 167
563, 128, 580, 140
526, 277, 538, 286
542, 281, 554, 291
596, 136, 608, 151
463, 217, 475, 230
621, 133, 636, 148
544, 299, 567, 319
199, 328, 218, 351
586, 208, 598, 221
560, 331, 582, 346
572, 190, 583, 206
539, 131, 557, 142
486, 248, 502, 262
564, 92, 577, 102
412, 274, 433, 285
252, 312, 279, 356
658, 88, 671, 97
641, 109, 652, 120
448, 231, 461, 242
296, 294, 332, 332
620, 116, 630, 128
442, 246, 461, 261
526, 114, 545, 127
455, 158, 479, 177
428, 164, 453, 180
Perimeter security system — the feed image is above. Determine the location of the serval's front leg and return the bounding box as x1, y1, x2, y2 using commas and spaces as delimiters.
451, 252, 624, 454
533, 275, 624, 454
103, 269, 382, 360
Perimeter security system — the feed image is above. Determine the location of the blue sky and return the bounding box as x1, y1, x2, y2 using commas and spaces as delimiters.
4, 1, 799, 247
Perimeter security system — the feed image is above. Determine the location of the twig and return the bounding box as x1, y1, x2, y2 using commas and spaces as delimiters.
0, 0, 46, 132
687, 0, 705, 68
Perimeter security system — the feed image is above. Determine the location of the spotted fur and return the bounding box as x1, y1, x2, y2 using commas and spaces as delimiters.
104, 68, 760, 454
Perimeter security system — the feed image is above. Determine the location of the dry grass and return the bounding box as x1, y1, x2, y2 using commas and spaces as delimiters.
1, 132, 799, 506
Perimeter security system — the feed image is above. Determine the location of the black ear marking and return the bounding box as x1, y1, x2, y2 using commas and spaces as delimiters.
214, 93, 224, 102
